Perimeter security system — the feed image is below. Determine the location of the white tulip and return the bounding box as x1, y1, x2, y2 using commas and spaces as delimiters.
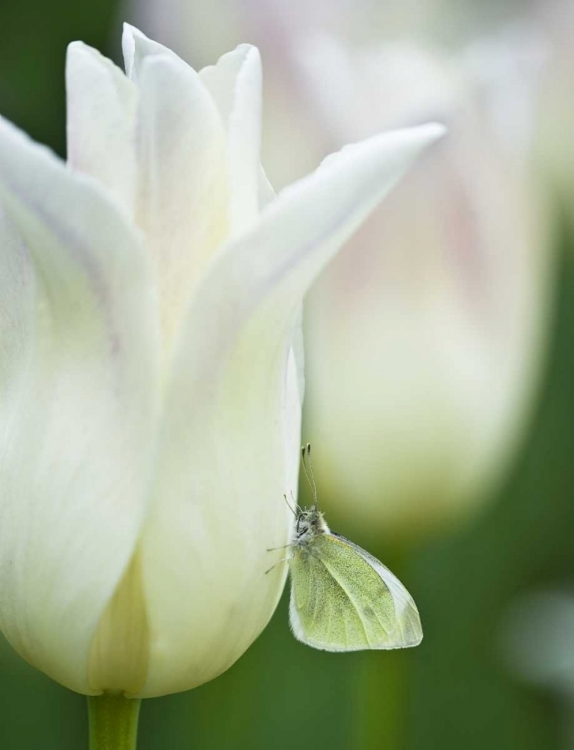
0, 25, 443, 697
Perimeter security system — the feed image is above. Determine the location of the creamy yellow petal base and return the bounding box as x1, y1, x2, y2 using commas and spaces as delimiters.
89, 551, 150, 696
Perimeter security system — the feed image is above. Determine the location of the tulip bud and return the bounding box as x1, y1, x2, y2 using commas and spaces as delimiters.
299, 38, 553, 541
0, 25, 442, 696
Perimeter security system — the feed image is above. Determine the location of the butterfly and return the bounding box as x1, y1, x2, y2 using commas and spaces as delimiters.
271, 444, 422, 651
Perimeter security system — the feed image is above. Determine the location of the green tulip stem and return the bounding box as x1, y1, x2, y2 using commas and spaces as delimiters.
88, 695, 141, 750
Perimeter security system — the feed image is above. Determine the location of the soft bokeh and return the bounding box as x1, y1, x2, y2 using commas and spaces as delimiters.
534, 0, 574, 223
502, 590, 574, 746
0, 0, 573, 749
300, 37, 553, 540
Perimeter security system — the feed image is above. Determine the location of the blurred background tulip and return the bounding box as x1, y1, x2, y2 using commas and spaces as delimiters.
533, 0, 574, 225
0, 0, 574, 749
300, 37, 554, 543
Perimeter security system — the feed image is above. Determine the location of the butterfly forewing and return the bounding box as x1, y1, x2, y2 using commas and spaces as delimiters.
289, 533, 422, 651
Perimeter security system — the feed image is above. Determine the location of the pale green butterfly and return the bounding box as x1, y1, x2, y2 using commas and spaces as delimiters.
270, 445, 422, 651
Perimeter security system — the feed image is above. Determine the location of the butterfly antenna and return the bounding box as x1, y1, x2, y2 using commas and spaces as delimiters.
291, 490, 302, 517
301, 443, 318, 509
283, 493, 298, 517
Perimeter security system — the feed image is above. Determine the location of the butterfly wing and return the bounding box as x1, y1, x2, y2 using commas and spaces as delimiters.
288, 533, 422, 651
331, 533, 423, 648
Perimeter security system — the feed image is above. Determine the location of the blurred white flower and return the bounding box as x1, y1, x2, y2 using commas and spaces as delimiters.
533, 0, 574, 218
0, 25, 442, 697
125, 0, 446, 188
125, 0, 546, 184
298, 38, 553, 540
128, 0, 444, 64
460, 23, 548, 157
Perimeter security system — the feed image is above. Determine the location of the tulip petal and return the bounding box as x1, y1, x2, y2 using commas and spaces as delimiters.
122, 23, 179, 83
0, 117, 159, 694
0, 206, 35, 395
258, 166, 276, 209
200, 45, 262, 234
137, 122, 444, 697
135, 53, 229, 351
66, 42, 138, 216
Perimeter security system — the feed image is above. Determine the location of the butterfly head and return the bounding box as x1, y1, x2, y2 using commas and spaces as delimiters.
294, 506, 329, 545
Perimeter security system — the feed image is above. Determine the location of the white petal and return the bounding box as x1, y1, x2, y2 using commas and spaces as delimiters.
136, 53, 229, 351
66, 42, 138, 216
122, 23, 179, 83
258, 165, 276, 209
136, 122, 444, 697
200, 45, 262, 234
0, 206, 34, 395
285, 345, 304, 499
0, 117, 159, 694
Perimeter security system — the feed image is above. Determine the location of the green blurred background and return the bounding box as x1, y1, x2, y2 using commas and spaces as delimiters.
1, 0, 574, 748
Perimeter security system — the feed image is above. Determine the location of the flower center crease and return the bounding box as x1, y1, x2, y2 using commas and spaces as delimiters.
88, 548, 150, 696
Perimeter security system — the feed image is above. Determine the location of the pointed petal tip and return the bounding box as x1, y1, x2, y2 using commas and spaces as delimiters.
388, 120, 448, 156
122, 25, 136, 77
234, 43, 261, 60
122, 23, 150, 78
201, 42, 261, 80
66, 40, 85, 54
375, 121, 448, 150
66, 40, 108, 65
122, 21, 142, 37
316, 120, 447, 180
416, 121, 448, 141
235, 44, 262, 75
121, 22, 155, 48
358, 120, 448, 154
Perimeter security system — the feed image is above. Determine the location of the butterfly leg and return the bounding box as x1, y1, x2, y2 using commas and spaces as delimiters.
265, 555, 291, 575
266, 543, 293, 552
